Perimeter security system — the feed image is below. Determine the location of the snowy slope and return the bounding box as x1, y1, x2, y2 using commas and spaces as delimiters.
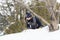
0, 24, 60, 40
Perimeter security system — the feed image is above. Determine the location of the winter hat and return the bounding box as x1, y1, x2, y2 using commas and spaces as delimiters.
26, 12, 32, 18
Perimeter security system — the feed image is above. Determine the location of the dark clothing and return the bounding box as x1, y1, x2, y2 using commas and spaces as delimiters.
26, 12, 32, 18
26, 16, 43, 29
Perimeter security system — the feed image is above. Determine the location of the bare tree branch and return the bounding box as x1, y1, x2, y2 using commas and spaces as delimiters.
15, 0, 50, 25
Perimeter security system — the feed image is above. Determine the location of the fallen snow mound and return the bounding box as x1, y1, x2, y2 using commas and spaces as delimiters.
0, 24, 60, 40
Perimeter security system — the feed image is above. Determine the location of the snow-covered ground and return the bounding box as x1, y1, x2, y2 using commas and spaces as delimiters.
0, 24, 60, 40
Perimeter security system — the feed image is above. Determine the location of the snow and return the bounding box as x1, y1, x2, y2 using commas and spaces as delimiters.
0, 0, 6, 3
0, 31, 5, 36
0, 24, 60, 40
23, 0, 60, 4
57, 0, 60, 3
23, 0, 32, 6
0, 0, 14, 16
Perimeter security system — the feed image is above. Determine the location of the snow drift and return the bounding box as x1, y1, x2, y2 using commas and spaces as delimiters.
0, 24, 60, 40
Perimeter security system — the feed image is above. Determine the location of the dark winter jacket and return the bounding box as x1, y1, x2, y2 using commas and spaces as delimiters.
26, 16, 43, 29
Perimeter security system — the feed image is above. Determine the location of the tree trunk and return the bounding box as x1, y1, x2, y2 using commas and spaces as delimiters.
49, 12, 59, 31
46, 0, 59, 31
